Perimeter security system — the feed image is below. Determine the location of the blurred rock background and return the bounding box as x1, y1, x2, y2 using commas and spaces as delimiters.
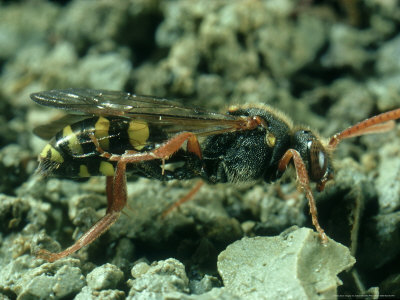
0, 0, 399, 299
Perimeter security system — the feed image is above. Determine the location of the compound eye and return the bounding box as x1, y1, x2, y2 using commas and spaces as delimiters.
308, 140, 327, 181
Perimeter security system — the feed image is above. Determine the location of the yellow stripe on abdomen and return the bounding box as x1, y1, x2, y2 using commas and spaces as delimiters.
99, 161, 114, 176
78, 165, 91, 177
40, 144, 64, 163
95, 116, 110, 150
128, 120, 149, 150
63, 125, 84, 155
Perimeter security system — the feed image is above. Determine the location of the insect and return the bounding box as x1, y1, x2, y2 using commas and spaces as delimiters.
31, 88, 400, 262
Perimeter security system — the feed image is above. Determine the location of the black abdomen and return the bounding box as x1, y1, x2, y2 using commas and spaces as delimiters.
37, 116, 161, 178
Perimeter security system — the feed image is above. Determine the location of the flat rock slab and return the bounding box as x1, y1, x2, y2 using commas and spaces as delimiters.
217, 227, 355, 300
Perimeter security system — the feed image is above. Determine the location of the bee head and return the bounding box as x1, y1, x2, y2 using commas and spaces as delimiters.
292, 129, 334, 191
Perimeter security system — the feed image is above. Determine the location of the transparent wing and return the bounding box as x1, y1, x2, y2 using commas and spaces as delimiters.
31, 88, 247, 137
33, 114, 90, 140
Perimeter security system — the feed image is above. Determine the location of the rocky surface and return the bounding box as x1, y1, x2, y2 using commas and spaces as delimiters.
0, 0, 399, 299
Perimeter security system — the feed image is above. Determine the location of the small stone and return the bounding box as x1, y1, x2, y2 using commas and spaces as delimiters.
131, 262, 150, 279
86, 263, 124, 291
53, 266, 86, 298
128, 258, 189, 297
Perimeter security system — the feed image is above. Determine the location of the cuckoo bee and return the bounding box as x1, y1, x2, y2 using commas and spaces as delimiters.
31, 88, 400, 262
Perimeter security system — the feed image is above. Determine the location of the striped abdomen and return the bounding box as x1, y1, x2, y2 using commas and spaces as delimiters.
37, 116, 160, 178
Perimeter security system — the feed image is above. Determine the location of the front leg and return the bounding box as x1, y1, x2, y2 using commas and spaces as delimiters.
278, 149, 328, 243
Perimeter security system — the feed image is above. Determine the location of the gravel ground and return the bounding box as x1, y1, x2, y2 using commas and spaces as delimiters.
0, 0, 399, 299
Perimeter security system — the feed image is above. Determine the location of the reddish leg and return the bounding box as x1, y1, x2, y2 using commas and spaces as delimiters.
278, 149, 328, 243
93, 132, 202, 165
161, 180, 204, 219
36, 172, 127, 262
37, 132, 202, 261
187, 135, 202, 159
